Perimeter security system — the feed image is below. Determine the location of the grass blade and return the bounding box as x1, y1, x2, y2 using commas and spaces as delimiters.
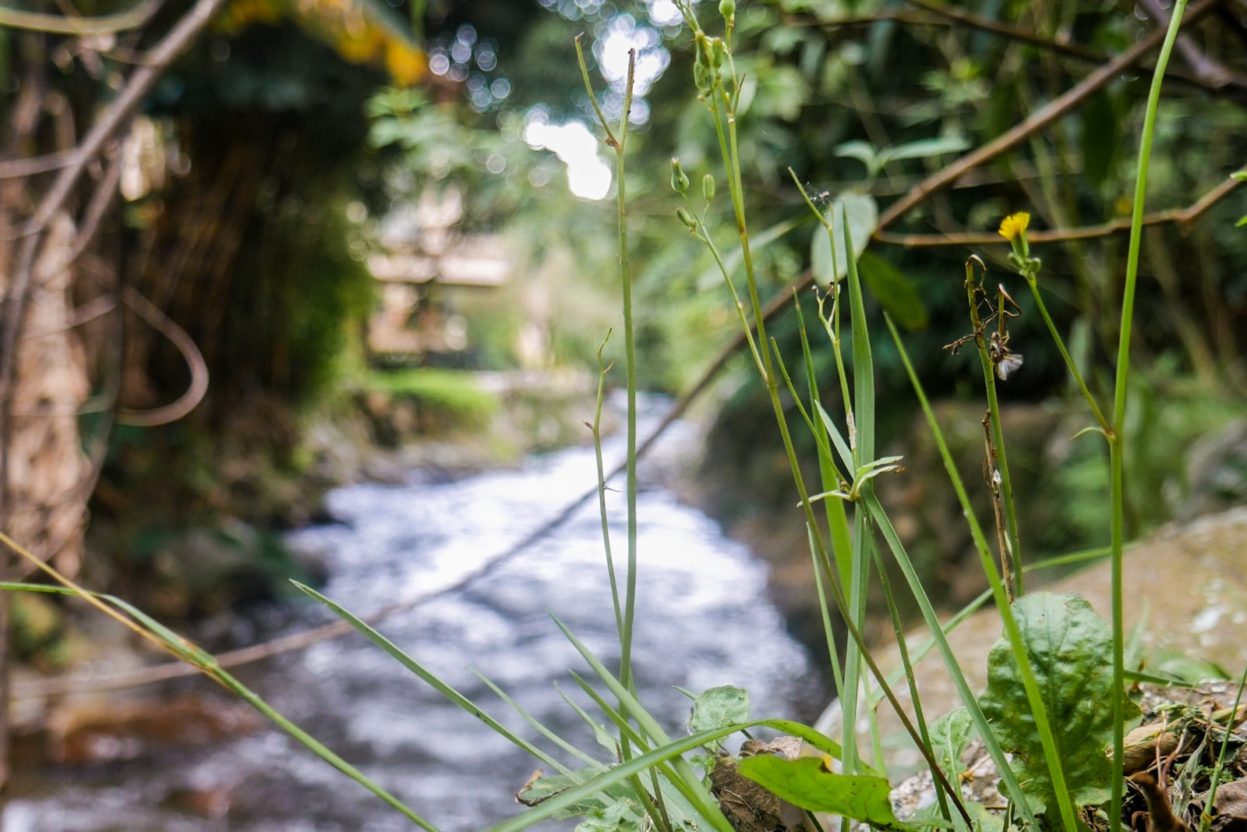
293, 581, 562, 772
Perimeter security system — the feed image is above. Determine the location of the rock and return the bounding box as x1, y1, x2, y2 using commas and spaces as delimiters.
39, 693, 262, 765
818, 506, 1247, 771
161, 785, 234, 820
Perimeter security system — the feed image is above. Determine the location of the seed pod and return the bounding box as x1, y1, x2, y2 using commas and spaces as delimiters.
693, 57, 711, 97
707, 36, 724, 69
676, 207, 698, 230
671, 158, 690, 194
719, 0, 736, 24
702, 174, 716, 201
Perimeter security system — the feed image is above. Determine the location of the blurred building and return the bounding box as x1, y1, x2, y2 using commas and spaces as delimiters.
367, 189, 510, 363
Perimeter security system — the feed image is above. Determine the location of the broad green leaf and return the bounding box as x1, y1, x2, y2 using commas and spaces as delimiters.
736, 757, 904, 828
689, 686, 750, 744
811, 193, 878, 286
858, 251, 929, 330
977, 592, 1141, 812
879, 135, 970, 164
835, 140, 879, 171
753, 64, 808, 120
927, 707, 972, 782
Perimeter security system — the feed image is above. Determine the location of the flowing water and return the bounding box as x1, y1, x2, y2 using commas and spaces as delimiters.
8, 405, 828, 830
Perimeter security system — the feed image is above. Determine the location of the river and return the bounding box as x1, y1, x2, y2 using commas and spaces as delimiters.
8, 403, 828, 830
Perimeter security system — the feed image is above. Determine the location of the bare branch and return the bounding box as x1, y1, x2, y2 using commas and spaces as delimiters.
875, 172, 1244, 248
0, 149, 77, 180
902, 0, 1102, 62
115, 285, 210, 427
0, 0, 162, 35
65, 149, 123, 265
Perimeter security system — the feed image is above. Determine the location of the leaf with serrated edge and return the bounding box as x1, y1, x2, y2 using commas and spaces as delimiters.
978, 592, 1140, 812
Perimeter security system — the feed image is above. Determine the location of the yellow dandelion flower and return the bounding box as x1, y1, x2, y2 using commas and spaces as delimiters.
998, 212, 1030, 241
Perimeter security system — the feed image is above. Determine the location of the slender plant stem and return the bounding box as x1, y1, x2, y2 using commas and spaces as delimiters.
1110, 0, 1189, 823
1025, 277, 1112, 435
576, 37, 640, 692
887, 316, 1076, 832
964, 266, 1021, 598
616, 55, 639, 695
591, 333, 625, 642
869, 531, 951, 825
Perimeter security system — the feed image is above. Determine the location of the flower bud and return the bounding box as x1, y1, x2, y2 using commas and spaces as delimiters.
719, 0, 736, 24
676, 207, 698, 230
671, 158, 690, 194
702, 174, 716, 201
706, 36, 724, 69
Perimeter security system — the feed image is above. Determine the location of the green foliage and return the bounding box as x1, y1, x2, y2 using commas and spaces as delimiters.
736, 757, 904, 827
365, 368, 499, 428
858, 252, 929, 331
927, 707, 972, 783
514, 771, 640, 823
978, 593, 1141, 813
835, 135, 970, 184
688, 685, 750, 750
809, 193, 877, 286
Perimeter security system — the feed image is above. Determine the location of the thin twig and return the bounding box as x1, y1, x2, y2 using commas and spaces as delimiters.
902, 0, 1102, 62
875, 171, 1243, 247
0, 0, 162, 34
114, 285, 210, 427
65, 148, 123, 266
0, 149, 78, 181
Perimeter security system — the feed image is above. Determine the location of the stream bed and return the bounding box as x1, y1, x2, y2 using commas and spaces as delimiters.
9, 407, 828, 830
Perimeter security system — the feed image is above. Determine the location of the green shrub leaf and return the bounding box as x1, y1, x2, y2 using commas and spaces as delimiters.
811, 193, 877, 286
858, 251, 929, 330
928, 706, 972, 782
689, 685, 750, 749
736, 756, 904, 827
978, 592, 1140, 812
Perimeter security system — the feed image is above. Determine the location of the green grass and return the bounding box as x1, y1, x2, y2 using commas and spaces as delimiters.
365, 368, 499, 428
